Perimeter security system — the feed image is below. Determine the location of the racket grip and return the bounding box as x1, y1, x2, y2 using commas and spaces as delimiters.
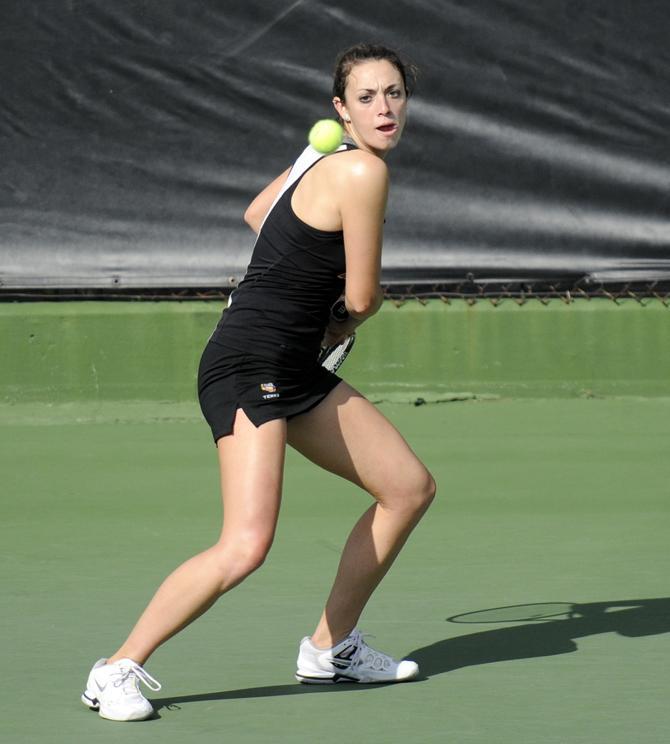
330, 299, 350, 322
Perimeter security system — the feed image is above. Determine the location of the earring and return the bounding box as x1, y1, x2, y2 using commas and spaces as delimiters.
344, 116, 351, 122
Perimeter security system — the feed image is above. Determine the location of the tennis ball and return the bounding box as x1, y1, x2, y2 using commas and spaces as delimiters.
308, 119, 344, 153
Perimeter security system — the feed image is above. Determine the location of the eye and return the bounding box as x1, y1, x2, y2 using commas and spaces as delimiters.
359, 94, 372, 103
388, 89, 402, 98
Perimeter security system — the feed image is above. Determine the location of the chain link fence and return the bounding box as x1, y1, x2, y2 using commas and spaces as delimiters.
383, 279, 670, 307
2, 279, 669, 306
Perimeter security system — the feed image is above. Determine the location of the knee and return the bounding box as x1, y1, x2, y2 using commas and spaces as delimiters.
213, 530, 274, 587
413, 469, 437, 514
386, 466, 436, 516
235, 532, 274, 576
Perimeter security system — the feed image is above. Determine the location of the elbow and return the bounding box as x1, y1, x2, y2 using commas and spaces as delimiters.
243, 206, 259, 232
346, 290, 383, 320
346, 300, 375, 319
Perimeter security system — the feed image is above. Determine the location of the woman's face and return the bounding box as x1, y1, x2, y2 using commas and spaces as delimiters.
333, 59, 407, 158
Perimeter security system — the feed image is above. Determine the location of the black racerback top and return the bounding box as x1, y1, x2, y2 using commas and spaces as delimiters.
211, 145, 356, 366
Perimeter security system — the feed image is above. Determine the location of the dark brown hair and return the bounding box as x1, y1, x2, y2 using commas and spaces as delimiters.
332, 43, 417, 101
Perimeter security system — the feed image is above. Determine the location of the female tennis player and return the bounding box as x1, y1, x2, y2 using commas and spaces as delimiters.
82, 43, 436, 721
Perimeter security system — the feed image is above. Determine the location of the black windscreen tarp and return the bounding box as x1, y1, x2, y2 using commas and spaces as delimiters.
1, 0, 669, 289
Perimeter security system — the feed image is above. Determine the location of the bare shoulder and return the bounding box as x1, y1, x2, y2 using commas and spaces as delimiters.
325, 149, 388, 188
332, 150, 388, 179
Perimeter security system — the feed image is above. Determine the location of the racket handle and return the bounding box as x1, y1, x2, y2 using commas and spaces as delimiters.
330, 298, 350, 322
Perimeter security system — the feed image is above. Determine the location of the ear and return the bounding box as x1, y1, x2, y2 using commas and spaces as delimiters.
332, 97, 350, 123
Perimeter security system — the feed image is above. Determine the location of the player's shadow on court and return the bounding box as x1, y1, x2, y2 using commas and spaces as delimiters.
407, 596, 670, 678
151, 596, 670, 714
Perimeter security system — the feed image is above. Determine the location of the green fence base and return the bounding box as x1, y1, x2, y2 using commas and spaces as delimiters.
1, 298, 668, 406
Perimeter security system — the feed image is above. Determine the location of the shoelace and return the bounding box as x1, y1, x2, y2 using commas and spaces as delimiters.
348, 631, 392, 672
113, 661, 162, 694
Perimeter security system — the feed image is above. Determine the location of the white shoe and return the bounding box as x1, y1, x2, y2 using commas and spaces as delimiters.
81, 658, 161, 721
295, 629, 419, 684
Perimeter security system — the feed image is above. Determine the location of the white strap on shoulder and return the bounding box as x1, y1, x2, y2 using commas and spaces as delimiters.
257, 143, 349, 235
230, 142, 350, 309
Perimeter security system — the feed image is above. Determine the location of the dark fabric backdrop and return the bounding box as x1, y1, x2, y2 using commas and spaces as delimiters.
2, 0, 669, 289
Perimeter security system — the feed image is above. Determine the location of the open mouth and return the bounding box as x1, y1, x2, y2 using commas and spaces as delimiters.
377, 123, 397, 134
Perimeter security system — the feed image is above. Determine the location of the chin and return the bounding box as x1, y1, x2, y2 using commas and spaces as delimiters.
369, 133, 402, 153
377, 137, 402, 154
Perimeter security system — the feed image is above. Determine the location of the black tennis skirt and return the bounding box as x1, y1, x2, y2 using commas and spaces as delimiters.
197, 338, 342, 443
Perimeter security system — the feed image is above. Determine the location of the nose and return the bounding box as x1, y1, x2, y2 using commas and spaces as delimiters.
375, 93, 392, 116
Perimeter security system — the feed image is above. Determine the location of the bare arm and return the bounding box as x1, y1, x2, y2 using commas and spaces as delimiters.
244, 167, 292, 234
340, 155, 388, 318
322, 154, 388, 345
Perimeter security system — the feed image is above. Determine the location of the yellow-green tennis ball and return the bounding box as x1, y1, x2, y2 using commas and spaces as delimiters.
308, 119, 344, 153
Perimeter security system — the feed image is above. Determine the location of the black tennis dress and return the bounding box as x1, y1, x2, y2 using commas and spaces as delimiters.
198, 143, 356, 442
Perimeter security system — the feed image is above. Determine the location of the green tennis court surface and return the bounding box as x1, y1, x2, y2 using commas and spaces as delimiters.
3, 396, 669, 743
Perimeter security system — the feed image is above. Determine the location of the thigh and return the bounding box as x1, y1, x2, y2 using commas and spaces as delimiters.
216, 408, 287, 542
287, 382, 431, 505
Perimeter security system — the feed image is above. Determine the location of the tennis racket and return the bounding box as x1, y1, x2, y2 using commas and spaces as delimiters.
318, 333, 355, 372
318, 298, 355, 372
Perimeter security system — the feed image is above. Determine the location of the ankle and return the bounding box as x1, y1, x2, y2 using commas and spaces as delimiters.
106, 652, 145, 666
310, 627, 354, 650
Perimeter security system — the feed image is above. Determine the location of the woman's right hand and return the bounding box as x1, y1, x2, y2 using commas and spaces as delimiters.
322, 315, 359, 348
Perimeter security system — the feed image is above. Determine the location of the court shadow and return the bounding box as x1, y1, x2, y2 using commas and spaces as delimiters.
407, 596, 670, 678
151, 596, 670, 713
151, 679, 382, 714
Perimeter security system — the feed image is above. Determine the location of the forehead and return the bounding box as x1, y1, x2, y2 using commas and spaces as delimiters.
345, 59, 403, 90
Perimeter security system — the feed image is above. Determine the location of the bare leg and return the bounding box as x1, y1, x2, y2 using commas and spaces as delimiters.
108, 410, 287, 665
287, 382, 435, 649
